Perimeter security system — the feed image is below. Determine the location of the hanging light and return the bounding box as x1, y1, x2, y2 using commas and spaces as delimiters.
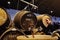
7, 1, 11, 4
50, 10, 53, 13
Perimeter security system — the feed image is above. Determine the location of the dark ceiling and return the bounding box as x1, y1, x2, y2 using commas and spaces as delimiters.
0, 0, 60, 17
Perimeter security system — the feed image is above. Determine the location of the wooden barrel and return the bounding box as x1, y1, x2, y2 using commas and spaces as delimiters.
17, 35, 58, 40
0, 8, 10, 36
14, 10, 37, 30
0, 28, 23, 40
36, 14, 52, 28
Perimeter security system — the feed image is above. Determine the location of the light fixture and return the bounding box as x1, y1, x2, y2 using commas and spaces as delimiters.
8, 1, 11, 4
50, 10, 53, 13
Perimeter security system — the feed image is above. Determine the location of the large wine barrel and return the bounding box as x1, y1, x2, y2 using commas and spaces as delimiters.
0, 8, 10, 36
36, 14, 52, 28
14, 10, 37, 30
0, 28, 23, 40
17, 35, 58, 40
